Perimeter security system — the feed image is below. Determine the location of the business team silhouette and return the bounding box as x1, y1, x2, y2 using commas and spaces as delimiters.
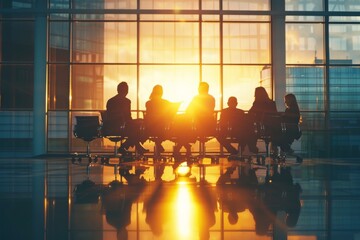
104, 81, 301, 159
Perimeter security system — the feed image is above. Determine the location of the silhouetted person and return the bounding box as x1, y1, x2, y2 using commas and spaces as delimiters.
247, 86, 278, 153
174, 82, 216, 156
278, 93, 302, 153
105, 81, 148, 155
187, 82, 216, 133
217, 96, 247, 155
145, 85, 178, 154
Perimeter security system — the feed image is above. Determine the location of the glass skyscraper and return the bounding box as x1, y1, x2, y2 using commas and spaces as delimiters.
1, 0, 359, 157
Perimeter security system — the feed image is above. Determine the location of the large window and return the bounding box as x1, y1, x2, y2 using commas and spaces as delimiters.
1, 0, 360, 157
0, 20, 34, 109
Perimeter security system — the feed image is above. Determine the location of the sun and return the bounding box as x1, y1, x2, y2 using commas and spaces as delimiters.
139, 65, 200, 112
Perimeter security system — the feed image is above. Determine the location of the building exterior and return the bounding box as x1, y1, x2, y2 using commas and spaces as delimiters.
1, 0, 360, 157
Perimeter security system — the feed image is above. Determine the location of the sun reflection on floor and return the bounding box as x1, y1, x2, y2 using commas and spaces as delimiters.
175, 183, 194, 238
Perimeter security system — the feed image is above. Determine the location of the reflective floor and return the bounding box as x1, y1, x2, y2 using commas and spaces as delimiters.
0, 155, 360, 240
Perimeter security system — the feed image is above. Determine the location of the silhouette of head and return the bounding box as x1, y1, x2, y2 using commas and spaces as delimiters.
284, 93, 299, 109
228, 212, 239, 225
254, 86, 270, 102
117, 82, 129, 97
150, 85, 163, 99
198, 82, 209, 95
227, 96, 238, 108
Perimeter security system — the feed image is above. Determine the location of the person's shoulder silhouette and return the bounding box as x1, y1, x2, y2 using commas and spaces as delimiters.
106, 81, 131, 123
249, 86, 277, 118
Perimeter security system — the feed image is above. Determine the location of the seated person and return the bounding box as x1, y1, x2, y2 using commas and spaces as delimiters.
247, 86, 278, 153
273, 93, 301, 154
216, 96, 247, 155
173, 82, 216, 156
145, 85, 178, 153
105, 81, 148, 154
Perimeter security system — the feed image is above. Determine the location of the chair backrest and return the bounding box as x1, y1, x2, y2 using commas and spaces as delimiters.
74, 116, 100, 141
99, 110, 126, 137
256, 113, 283, 139
194, 111, 218, 137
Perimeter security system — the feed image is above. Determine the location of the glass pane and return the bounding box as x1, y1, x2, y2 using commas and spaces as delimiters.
329, 0, 360, 12
285, 0, 323, 11
329, 24, 360, 64
103, 65, 137, 110
48, 111, 68, 152
286, 16, 323, 22
0, 0, 33, 9
49, 21, 70, 62
71, 64, 137, 110
139, 65, 200, 111
286, 23, 324, 64
330, 112, 360, 129
49, 13, 70, 20
202, 15, 220, 21
223, 23, 270, 64
140, 14, 199, 21
223, 15, 270, 21
202, 0, 219, 10
260, 66, 272, 98
71, 64, 105, 110
103, 14, 137, 21
0, 64, 34, 109
1, 21, 34, 62
286, 66, 325, 111
202, 23, 220, 63
140, 0, 199, 10
222, 0, 269, 10
50, 0, 69, 9
73, 14, 136, 21
72, 0, 104, 9
48, 64, 70, 110
72, 14, 105, 20
104, 0, 137, 9
329, 67, 360, 111
223, 66, 268, 110
72, 22, 104, 63
73, 0, 136, 9
330, 16, 360, 22
140, 22, 199, 64
202, 65, 220, 110
300, 112, 326, 130
104, 22, 137, 63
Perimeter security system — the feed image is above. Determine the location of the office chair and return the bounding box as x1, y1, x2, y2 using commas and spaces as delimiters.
99, 110, 128, 164
72, 115, 101, 163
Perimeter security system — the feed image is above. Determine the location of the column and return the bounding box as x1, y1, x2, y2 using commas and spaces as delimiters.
33, 0, 48, 156
271, 0, 286, 111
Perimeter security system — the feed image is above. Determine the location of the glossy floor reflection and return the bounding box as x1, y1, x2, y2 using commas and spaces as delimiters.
1, 156, 360, 240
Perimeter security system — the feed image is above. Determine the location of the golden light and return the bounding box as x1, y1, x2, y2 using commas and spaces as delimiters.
175, 162, 191, 177
139, 65, 199, 111
175, 184, 194, 238
102, 20, 262, 112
